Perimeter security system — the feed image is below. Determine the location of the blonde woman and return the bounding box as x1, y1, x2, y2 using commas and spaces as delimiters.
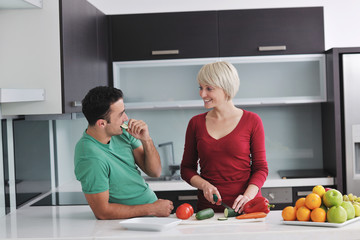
180, 61, 268, 213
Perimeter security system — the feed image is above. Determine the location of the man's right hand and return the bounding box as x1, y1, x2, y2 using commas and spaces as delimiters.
150, 199, 174, 217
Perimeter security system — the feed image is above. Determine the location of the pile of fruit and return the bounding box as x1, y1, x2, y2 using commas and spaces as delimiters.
282, 185, 360, 223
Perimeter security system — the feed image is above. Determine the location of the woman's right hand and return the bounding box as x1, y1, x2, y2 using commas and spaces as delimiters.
201, 181, 221, 205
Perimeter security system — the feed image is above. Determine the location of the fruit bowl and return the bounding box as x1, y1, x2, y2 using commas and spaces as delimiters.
282, 216, 360, 228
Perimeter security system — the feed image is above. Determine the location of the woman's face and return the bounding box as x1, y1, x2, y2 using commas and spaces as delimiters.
199, 83, 227, 109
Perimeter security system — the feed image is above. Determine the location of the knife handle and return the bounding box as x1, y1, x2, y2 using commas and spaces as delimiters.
213, 194, 219, 203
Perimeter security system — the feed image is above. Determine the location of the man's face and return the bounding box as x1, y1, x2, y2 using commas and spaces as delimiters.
104, 99, 128, 136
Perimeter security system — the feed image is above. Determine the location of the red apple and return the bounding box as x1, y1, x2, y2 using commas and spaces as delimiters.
325, 188, 332, 192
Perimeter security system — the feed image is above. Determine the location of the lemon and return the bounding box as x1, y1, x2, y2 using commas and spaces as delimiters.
312, 185, 326, 198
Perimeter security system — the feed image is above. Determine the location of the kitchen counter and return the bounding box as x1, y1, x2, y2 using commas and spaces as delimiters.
1, 204, 360, 240
57, 172, 334, 192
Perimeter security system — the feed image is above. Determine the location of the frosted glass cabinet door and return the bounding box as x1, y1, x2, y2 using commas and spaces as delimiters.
224, 54, 326, 105
113, 54, 326, 109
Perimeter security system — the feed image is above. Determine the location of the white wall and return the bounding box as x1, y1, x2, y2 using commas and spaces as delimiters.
88, 0, 360, 50
0, 0, 62, 115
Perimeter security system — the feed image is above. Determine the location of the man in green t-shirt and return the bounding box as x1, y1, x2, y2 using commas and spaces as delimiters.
74, 86, 174, 219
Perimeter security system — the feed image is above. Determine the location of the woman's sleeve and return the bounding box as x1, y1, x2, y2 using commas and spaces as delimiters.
248, 114, 268, 189
180, 117, 199, 184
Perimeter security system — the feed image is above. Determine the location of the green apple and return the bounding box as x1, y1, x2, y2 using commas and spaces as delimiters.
327, 206, 347, 223
341, 201, 355, 220
353, 203, 360, 217
323, 189, 343, 208
320, 204, 328, 213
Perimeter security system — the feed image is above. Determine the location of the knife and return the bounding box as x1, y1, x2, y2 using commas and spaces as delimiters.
213, 194, 232, 209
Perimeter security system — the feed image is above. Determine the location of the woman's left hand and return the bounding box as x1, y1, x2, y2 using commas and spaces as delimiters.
232, 195, 251, 213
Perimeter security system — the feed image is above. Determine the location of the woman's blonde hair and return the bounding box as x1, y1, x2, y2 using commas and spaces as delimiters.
197, 61, 240, 100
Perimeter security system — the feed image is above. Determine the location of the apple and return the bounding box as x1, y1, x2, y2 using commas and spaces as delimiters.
325, 187, 332, 192
320, 204, 328, 213
341, 201, 355, 220
353, 203, 360, 217
323, 189, 343, 208
327, 206, 347, 223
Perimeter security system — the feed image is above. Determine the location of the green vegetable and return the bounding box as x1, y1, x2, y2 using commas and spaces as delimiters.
217, 217, 228, 221
195, 208, 215, 220
224, 207, 240, 218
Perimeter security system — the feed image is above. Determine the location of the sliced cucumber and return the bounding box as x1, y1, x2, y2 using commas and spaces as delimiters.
217, 217, 228, 221
224, 207, 240, 218
195, 208, 215, 220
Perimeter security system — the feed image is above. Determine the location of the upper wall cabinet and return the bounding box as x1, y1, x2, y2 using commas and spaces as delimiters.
218, 7, 325, 57
110, 11, 219, 61
60, 0, 110, 113
110, 7, 324, 61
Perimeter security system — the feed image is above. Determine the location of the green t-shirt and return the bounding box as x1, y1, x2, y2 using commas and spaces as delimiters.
74, 130, 158, 205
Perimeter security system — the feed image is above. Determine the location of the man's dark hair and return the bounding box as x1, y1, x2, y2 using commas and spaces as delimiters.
82, 86, 124, 126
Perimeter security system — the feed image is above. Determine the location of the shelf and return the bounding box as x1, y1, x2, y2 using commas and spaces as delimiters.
0, 88, 45, 103
0, 0, 42, 9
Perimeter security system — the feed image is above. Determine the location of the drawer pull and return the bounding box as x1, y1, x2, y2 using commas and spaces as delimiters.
297, 191, 312, 197
258, 45, 287, 51
72, 101, 82, 107
178, 195, 197, 201
152, 50, 180, 55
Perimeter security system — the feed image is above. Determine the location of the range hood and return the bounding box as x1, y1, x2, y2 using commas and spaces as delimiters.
0, 0, 42, 9
0, 88, 45, 103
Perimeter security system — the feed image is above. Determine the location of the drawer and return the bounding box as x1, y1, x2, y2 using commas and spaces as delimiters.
261, 187, 292, 204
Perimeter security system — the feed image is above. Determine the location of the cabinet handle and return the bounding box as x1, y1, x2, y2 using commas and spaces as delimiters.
72, 101, 82, 107
178, 195, 197, 201
258, 45, 287, 51
152, 50, 180, 55
297, 191, 312, 197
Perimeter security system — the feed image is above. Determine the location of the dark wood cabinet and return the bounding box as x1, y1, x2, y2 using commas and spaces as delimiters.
110, 7, 324, 61
155, 190, 198, 213
219, 7, 325, 57
60, 0, 110, 113
110, 11, 219, 61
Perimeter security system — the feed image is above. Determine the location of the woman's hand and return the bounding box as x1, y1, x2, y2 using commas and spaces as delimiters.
201, 182, 221, 205
232, 194, 251, 213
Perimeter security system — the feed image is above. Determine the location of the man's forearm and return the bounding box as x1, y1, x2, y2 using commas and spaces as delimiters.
141, 138, 161, 177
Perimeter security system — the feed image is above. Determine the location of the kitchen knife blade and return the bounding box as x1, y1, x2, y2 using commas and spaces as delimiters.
213, 194, 232, 209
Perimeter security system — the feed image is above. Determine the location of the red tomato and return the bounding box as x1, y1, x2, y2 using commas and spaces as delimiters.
176, 203, 194, 220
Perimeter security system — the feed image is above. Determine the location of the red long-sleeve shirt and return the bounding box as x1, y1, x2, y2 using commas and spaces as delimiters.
180, 110, 268, 211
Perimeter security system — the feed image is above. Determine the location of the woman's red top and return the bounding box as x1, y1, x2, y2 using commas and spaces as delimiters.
180, 110, 268, 212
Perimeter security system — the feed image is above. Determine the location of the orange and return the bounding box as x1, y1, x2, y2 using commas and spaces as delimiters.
282, 206, 297, 221
312, 185, 326, 198
310, 207, 326, 222
295, 197, 306, 209
305, 193, 322, 210
296, 206, 311, 221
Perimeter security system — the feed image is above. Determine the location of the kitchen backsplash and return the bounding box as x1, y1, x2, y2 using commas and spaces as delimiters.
54, 103, 323, 185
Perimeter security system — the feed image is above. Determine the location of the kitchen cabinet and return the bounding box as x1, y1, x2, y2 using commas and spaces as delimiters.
219, 7, 324, 57
155, 190, 198, 213
110, 7, 324, 61
0, 0, 110, 116
60, 0, 110, 113
113, 54, 326, 109
110, 11, 218, 61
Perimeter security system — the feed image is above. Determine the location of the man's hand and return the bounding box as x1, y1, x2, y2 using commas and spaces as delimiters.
127, 119, 151, 141
149, 199, 174, 217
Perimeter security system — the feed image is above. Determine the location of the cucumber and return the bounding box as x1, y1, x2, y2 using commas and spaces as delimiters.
195, 208, 215, 220
224, 207, 240, 218
217, 217, 228, 221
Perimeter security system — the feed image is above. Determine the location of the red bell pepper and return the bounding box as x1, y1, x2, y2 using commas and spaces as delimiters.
243, 197, 275, 214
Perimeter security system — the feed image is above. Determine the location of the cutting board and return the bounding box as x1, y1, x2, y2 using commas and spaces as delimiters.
179, 213, 266, 225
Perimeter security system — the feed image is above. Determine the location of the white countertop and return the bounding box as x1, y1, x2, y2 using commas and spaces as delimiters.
1, 204, 360, 240
58, 173, 334, 192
